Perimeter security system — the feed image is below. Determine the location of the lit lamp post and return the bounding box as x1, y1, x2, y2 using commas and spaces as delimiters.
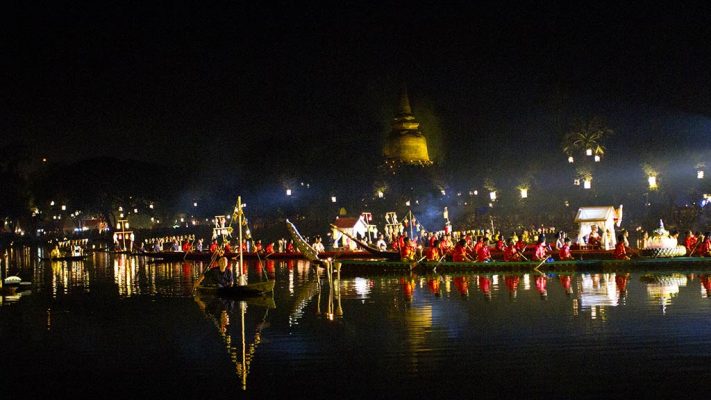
648, 175, 658, 190
115, 219, 133, 252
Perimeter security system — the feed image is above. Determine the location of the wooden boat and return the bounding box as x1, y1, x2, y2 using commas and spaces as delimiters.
42, 255, 89, 261
195, 196, 276, 299
334, 256, 711, 274
197, 279, 275, 297
330, 224, 400, 260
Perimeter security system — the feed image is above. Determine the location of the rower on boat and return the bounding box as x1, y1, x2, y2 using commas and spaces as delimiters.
452, 239, 473, 262
476, 240, 493, 263
684, 230, 698, 256
613, 234, 630, 260
210, 239, 219, 253
533, 236, 551, 262
400, 237, 416, 262
193, 257, 234, 292
698, 233, 711, 257
503, 239, 521, 262
425, 240, 441, 261
558, 238, 573, 261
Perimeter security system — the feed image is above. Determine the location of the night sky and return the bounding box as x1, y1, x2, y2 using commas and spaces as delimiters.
6, 2, 711, 183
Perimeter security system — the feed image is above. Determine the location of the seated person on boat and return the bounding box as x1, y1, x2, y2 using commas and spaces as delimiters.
503, 239, 521, 262
613, 234, 630, 260
533, 237, 550, 261
452, 239, 473, 262
425, 240, 441, 261
400, 237, 416, 262
476, 241, 492, 263
194, 257, 234, 290
698, 233, 711, 257
558, 238, 573, 261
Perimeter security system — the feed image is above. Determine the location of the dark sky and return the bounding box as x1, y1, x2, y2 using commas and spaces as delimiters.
6, 2, 711, 181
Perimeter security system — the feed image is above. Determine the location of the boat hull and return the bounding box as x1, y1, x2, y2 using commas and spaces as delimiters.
197, 280, 275, 297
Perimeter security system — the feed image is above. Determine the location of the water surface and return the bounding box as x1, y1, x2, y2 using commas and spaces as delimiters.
2, 250, 711, 399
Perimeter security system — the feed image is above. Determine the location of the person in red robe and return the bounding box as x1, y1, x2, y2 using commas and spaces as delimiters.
286, 240, 295, 253
425, 241, 442, 261
477, 242, 492, 263
503, 239, 521, 262
209, 239, 219, 253
533, 237, 549, 261
495, 235, 505, 252
558, 238, 573, 260
698, 233, 711, 257
684, 230, 698, 256
223, 241, 232, 254
182, 240, 192, 253
254, 240, 263, 254
452, 239, 473, 262
613, 234, 630, 260
400, 237, 416, 262
472, 237, 485, 256
265, 242, 275, 254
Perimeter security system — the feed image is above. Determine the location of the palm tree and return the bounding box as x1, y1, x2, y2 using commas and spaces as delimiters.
562, 117, 613, 157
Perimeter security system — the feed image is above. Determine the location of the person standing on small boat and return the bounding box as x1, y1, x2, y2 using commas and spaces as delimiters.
376, 234, 387, 251
193, 257, 233, 291
684, 231, 697, 255
50, 244, 62, 259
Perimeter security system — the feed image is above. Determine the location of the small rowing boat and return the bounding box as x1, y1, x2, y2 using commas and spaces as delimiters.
196, 280, 275, 297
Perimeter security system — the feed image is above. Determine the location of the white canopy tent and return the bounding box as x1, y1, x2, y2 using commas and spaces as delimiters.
574, 205, 623, 248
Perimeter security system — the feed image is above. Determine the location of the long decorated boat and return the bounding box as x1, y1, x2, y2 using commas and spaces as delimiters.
333, 256, 711, 274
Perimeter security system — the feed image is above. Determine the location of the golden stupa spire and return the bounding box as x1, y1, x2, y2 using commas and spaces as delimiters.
383, 84, 432, 167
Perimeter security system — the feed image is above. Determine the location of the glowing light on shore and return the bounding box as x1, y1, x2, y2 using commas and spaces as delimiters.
594, 155, 601, 162
586, 149, 593, 156
583, 179, 592, 189
286, 189, 292, 196
648, 176, 658, 190
489, 191, 497, 201
520, 188, 528, 199
331, 196, 337, 203
568, 156, 574, 163
377, 190, 383, 198
698, 170, 704, 179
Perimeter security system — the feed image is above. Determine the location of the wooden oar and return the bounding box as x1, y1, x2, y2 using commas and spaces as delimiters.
533, 256, 549, 274
689, 240, 703, 257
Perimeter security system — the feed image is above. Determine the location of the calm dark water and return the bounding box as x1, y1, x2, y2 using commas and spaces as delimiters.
2, 249, 711, 399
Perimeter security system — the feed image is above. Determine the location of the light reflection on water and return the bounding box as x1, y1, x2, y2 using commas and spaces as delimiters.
2, 250, 711, 398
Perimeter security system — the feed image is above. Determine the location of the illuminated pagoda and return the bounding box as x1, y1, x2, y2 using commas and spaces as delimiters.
384, 85, 433, 169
